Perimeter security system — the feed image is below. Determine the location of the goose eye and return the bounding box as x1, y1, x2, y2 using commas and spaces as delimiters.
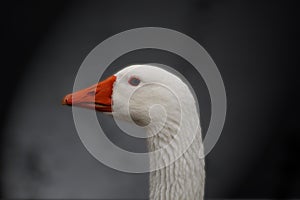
128, 77, 140, 86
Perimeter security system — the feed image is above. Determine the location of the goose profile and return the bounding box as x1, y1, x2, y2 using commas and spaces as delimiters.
63, 64, 205, 200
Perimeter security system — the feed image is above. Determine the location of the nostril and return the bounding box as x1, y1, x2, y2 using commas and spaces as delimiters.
87, 90, 96, 96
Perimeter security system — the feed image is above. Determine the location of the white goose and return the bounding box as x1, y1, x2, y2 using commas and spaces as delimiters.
63, 64, 205, 200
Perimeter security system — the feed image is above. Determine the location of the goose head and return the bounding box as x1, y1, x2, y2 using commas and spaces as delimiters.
62, 64, 205, 200
63, 64, 193, 129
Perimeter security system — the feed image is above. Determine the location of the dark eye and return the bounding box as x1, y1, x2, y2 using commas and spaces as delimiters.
128, 77, 140, 86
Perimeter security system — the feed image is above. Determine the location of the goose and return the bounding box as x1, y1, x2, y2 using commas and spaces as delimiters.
62, 64, 205, 200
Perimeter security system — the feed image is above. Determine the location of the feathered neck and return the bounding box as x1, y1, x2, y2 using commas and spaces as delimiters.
145, 88, 205, 200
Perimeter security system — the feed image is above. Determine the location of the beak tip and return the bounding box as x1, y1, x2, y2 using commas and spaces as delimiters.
62, 94, 71, 105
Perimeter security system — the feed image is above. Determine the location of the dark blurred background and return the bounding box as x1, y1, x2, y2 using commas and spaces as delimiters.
0, 0, 299, 199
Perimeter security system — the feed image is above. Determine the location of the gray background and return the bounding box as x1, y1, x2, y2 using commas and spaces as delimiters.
0, 0, 298, 198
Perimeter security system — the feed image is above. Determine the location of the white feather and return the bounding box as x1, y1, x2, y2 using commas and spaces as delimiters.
112, 64, 205, 200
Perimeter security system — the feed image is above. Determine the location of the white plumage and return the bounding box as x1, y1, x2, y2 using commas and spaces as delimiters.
63, 64, 205, 200
113, 65, 205, 200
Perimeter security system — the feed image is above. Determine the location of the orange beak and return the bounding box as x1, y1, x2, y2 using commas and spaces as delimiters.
62, 75, 116, 112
